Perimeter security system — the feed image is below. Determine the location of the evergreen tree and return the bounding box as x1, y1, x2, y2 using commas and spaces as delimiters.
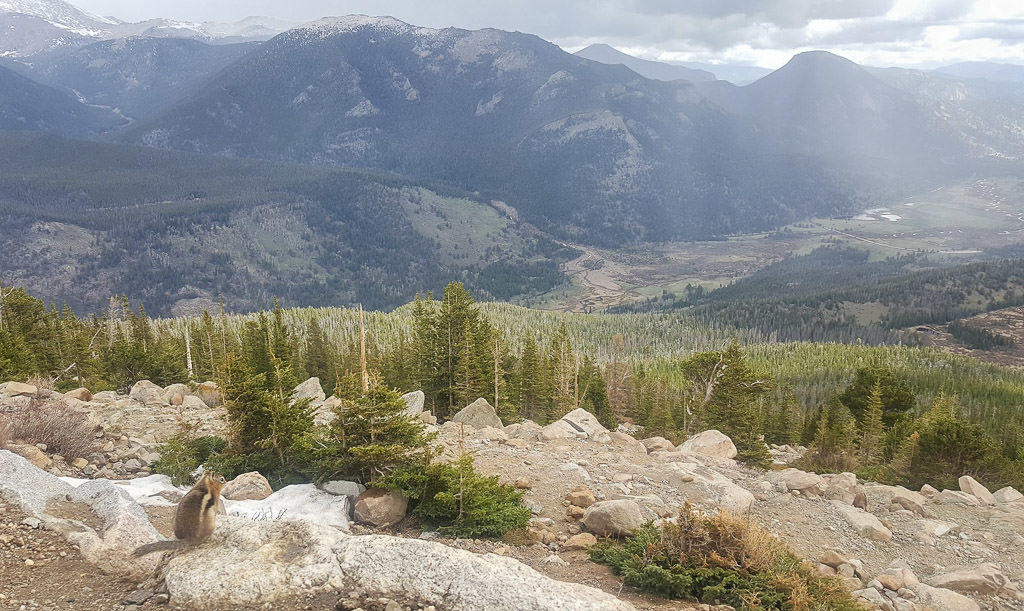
859, 380, 885, 464
578, 356, 614, 428
806, 396, 859, 471
839, 366, 916, 427
548, 322, 576, 418
299, 384, 429, 483
680, 342, 772, 466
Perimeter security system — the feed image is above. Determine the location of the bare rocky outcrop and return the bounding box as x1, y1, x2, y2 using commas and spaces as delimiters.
0, 450, 162, 580
162, 517, 633, 610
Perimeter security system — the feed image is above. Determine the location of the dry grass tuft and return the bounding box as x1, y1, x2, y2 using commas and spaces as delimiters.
3, 399, 96, 459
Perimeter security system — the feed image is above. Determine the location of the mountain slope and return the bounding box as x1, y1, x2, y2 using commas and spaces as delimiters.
0, 131, 569, 315
126, 17, 858, 244
0, 0, 287, 56
699, 51, 971, 184
3, 37, 259, 120
0, 63, 123, 134
574, 43, 716, 82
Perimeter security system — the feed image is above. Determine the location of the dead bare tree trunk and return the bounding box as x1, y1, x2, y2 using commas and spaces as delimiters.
359, 305, 369, 393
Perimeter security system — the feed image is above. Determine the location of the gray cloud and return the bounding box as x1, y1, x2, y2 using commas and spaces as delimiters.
68, 0, 1024, 68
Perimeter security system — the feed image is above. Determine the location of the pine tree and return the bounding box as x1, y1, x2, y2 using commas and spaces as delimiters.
860, 380, 885, 464
548, 322, 576, 417
299, 384, 430, 483
578, 355, 614, 428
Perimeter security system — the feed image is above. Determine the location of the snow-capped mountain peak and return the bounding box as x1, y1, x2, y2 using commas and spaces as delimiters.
0, 0, 115, 32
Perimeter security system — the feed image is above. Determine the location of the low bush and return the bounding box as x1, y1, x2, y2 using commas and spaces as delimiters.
379, 453, 531, 539
153, 434, 227, 486
2, 399, 95, 459
590, 504, 859, 610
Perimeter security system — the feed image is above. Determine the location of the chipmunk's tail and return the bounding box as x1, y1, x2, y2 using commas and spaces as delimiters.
132, 539, 188, 557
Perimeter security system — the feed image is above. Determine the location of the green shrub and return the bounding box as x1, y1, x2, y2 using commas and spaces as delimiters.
153, 434, 227, 486
379, 453, 531, 538
590, 505, 859, 610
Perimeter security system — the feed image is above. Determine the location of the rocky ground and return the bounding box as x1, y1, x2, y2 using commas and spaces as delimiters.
2, 379, 1023, 610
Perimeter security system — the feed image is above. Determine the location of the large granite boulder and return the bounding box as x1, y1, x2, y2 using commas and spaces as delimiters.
679, 430, 737, 459
293, 377, 326, 403
0, 450, 162, 580
581, 500, 644, 537
162, 517, 634, 610
451, 398, 503, 429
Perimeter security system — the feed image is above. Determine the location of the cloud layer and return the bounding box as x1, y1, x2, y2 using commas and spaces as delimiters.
70, 0, 1024, 68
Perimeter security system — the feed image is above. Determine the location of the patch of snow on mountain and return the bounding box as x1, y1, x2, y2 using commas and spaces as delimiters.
0, 0, 114, 29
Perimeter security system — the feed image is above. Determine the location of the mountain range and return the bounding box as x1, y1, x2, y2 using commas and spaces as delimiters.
0, 1, 1023, 313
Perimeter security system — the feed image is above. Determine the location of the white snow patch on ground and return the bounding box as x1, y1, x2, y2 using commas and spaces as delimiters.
226, 484, 350, 530
58, 477, 351, 529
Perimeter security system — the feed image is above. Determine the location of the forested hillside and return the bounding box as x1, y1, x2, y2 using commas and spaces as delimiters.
0, 132, 569, 315
618, 246, 1024, 345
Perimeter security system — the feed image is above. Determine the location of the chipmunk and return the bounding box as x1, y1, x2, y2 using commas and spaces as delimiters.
133, 470, 226, 557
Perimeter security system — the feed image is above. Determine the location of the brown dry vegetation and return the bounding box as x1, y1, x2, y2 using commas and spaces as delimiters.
0, 399, 95, 458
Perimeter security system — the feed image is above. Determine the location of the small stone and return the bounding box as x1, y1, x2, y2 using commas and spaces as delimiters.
24, 558, 34, 566
515, 477, 532, 489
123, 590, 154, 605
565, 487, 596, 508
563, 533, 598, 550
820, 549, 850, 568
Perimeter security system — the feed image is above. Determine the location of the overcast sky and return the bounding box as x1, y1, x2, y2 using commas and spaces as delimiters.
69, 0, 1024, 68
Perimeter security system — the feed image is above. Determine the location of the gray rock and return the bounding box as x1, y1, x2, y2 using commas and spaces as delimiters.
0, 381, 37, 398
679, 430, 737, 459
938, 489, 981, 506
909, 583, 980, 611
401, 390, 425, 416
161, 383, 192, 405
162, 517, 634, 610
640, 436, 675, 453
993, 486, 1023, 504
129, 380, 165, 406
958, 475, 996, 505
194, 381, 222, 407
292, 377, 326, 403
0, 450, 162, 580
927, 563, 1008, 595
558, 408, 610, 441
766, 468, 822, 493
451, 398, 503, 429
581, 500, 644, 537
833, 501, 892, 542
322, 480, 367, 502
